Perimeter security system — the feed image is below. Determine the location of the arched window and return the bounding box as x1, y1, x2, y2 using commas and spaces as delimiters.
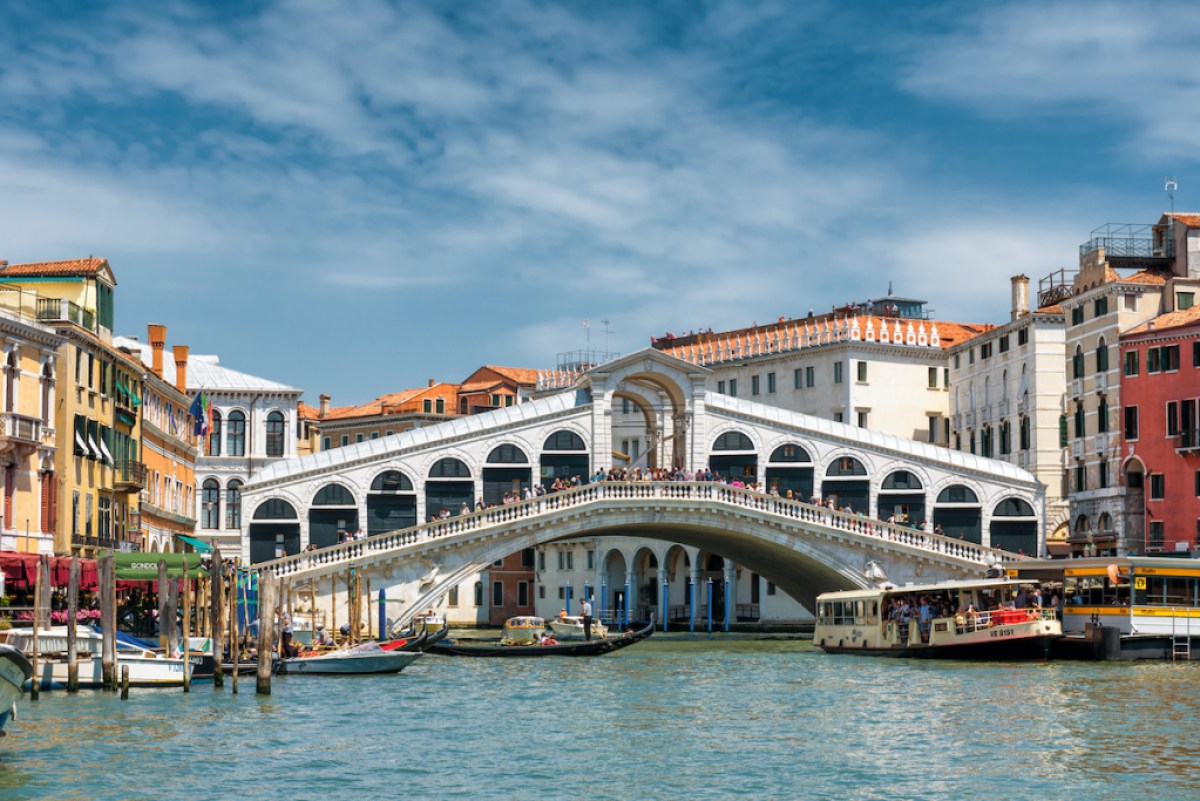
983, 376, 991, 407
208, 410, 223, 457
1019, 415, 1031, 450
5, 349, 16, 413
769, 444, 811, 462
1073, 346, 1085, 379
41, 362, 53, 424
473, 581, 483, 606
225, 479, 243, 529
201, 479, 220, 529
994, 498, 1036, 517
882, 470, 922, 490
227, 410, 246, 457
1001, 369, 1009, 402
713, 431, 754, 450
937, 485, 978, 504
544, 431, 586, 451
487, 444, 528, 463
1074, 403, 1085, 439
826, 456, 866, 476
370, 470, 414, 492
1096, 337, 1109, 373
430, 458, 471, 478
1097, 397, 1109, 434
253, 499, 298, 520
313, 483, 355, 506
265, 411, 285, 457
1074, 515, 1090, 534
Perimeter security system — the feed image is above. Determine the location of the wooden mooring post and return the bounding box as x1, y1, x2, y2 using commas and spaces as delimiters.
210, 549, 224, 689
181, 555, 191, 694
256, 573, 277, 695
229, 566, 239, 695
66, 556, 80, 693
29, 559, 41, 702
100, 554, 117, 691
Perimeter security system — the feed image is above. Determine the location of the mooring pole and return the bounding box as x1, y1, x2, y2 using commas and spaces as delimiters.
707, 578, 713, 634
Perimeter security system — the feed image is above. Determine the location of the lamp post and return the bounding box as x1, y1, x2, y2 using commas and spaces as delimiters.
724, 576, 731, 633
688, 575, 695, 633
623, 579, 630, 628
601, 580, 607, 625
662, 574, 669, 632
706, 578, 713, 634
565, 581, 571, 616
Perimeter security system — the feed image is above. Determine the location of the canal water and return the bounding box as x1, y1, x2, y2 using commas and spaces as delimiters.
2, 636, 1198, 801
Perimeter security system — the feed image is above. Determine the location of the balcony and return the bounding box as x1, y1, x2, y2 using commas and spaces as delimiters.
1095, 372, 1108, 393
980, 405, 993, 424
1079, 223, 1174, 270
0, 412, 43, 457
1071, 440, 1085, 460
1177, 430, 1200, 453
1071, 378, 1084, 399
965, 410, 976, 428
113, 460, 147, 491
1093, 432, 1116, 453
1018, 394, 1032, 414
36, 298, 96, 331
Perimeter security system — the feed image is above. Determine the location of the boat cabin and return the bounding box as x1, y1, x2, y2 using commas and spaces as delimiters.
500, 616, 546, 646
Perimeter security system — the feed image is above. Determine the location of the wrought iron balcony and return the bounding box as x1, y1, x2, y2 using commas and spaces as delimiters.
1177, 429, 1200, 453
113, 460, 147, 491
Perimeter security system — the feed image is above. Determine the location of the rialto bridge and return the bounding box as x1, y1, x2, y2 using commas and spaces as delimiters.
242, 349, 1044, 627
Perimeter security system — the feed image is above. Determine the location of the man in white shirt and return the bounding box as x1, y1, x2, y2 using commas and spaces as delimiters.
580, 597, 594, 641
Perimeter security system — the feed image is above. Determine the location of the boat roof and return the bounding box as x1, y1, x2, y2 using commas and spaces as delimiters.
1009, 556, 1200, 581
503, 616, 545, 627
817, 578, 1032, 602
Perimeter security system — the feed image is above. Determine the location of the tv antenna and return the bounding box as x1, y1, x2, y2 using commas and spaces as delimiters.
582, 318, 590, 349
601, 319, 612, 353
1166, 177, 1178, 214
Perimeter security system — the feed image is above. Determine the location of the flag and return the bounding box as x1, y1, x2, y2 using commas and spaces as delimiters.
188, 392, 208, 437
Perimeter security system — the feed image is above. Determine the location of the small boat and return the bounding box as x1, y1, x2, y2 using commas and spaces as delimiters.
428, 620, 655, 657
276, 641, 422, 675
813, 578, 1061, 659
6, 627, 215, 689
549, 615, 608, 641
0, 645, 33, 736
499, 615, 546, 646
380, 621, 450, 652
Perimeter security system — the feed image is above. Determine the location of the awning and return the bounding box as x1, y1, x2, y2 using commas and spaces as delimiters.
86, 435, 101, 460
175, 534, 213, 554
74, 430, 88, 455
112, 552, 207, 580
98, 437, 114, 464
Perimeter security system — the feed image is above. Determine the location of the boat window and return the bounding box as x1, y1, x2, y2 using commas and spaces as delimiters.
1133, 576, 1197, 607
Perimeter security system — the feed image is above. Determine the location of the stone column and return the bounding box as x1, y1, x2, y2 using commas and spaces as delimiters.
723, 559, 737, 627
689, 564, 701, 629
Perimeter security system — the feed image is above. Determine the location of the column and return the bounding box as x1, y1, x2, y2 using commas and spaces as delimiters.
657, 566, 668, 627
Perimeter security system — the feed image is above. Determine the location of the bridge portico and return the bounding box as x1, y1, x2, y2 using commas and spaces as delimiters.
243, 349, 1045, 627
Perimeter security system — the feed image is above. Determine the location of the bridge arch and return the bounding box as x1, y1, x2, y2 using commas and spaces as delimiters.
367, 469, 417, 536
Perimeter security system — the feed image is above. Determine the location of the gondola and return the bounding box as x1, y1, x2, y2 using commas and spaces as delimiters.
427, 621, 654, 657
380, 621, 450, 652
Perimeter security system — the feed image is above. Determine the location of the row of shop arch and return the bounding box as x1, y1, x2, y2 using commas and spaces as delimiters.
246, 436, 1038, 564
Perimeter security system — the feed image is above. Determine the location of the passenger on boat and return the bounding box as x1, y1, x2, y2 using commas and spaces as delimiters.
314, 625, 333, 647
538, 632, 559, 646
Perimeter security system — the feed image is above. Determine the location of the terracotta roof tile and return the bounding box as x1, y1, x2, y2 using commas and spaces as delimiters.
298, 402, 321, 420
1167, 213, 1200, 228
480, 365, 540, 385
1, 257, 110, 277
318, 383, 459, 421
1125, 305, 1200, 336
1124, 270, 1169, 285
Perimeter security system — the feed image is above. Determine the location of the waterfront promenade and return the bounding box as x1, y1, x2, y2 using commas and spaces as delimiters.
3, 637, 1199, 800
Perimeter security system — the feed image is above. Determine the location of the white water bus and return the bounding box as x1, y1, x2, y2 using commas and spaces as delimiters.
814, 578, 1061, 659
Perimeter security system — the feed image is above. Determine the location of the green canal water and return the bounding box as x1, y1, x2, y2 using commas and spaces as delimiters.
1, 636, 1197, 801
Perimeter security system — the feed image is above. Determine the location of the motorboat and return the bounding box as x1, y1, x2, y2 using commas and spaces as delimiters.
499, 616, 546, 646
814, 578, 1061, 659
428, 621, 655, 657
0, 644, 33, 735
549, 615, 607, 641
6, 627, 214, 689
276, 641, 422, 675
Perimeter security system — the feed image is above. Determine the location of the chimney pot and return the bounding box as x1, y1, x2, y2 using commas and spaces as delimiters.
1011, 274, 1030, 321
173, 345, 189, 394
148, 323, 166, 378
428, 378, 435, 387
319, 394, 330, 418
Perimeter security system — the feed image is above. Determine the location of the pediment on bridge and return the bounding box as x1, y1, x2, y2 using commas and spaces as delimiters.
581, 347, 710, 387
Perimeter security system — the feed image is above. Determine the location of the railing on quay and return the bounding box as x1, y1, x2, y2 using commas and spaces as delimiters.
255, 481, 1019, 581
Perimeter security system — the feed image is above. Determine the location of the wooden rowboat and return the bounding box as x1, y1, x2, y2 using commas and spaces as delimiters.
427, 621, 654, 657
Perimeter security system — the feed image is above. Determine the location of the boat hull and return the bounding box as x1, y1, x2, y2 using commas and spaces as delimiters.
277, 650, 420, 675
0, 645, 33, 733
429, 621, 654, 657
28, 652, 213, 689
819, 635, 1056, 660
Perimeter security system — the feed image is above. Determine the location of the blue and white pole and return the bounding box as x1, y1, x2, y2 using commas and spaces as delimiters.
601, 580, 607, 625
689, 576, 695, 633
724, 576, 731, 632
662, 574, 669, 632
623, 580, 630, 628
565, 581, 571, 616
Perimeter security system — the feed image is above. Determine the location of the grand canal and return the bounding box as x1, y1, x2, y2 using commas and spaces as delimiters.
2, 636, 1198, 800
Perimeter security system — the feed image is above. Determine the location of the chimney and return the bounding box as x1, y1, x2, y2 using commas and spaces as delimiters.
148, 323, 166, 378
1011, 275, 1030, 320
428, 378, 435, 387
319, 394, 330, 418
173, 345, 189, 394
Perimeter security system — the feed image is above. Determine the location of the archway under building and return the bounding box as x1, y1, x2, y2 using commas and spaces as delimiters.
367, 470, 417, 536
249, 499, 300, 564
309, 483, 358, 548
933, 484, 982, 544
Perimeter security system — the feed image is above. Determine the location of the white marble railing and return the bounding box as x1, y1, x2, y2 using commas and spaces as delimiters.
255, 481, 1014, 580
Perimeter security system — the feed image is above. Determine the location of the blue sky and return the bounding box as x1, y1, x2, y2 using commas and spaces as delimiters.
1, 0, 1196, 404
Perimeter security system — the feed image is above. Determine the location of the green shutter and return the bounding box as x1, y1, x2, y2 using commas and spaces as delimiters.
1059, 414, 1068, 448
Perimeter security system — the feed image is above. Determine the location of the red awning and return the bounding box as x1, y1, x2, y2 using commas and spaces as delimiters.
0, 553, 100, 589
0, 552, 40, 586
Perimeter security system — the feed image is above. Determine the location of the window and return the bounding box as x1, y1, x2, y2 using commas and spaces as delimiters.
1071, 306, 1084, 326
227, 410, 246, 456
1167, 402, 1179, 436
202, 479, 220, 529
208, 411, 222, 456
518, 581, 529, 606
857, 410, 868, 427
717, 380, 725, 394
1164, 345, 1180, 371
969, 348, 975, 364
1097, 398, 1109, 433
225, 480, 242, 529
856, 362, 868, 383
751, 375, 760, 396
355, 433, 364, 443
1124, 406, 1139, 440
72, 490, 79, 537
1125, 351, 1139, 376
833, 362, 843, 384
767, 372, 776, 393
322, 436, 330, 450
806, 366, 815, 387
587, 550, 595, 569
1074, 404, 1085, 439
729, 379, 737, 397
1074, 464, 1085, 492
566, 551, 574, 570
999, 335, 1010, 353
423, 399, 432, 413
928, 368, 938, 389
943, 368, 949, 387
436, 398, 445, 413
954, 354, 960, 369
1150, 474, 1165, 500
557, 551, 564, 570
1195, 342, 1200, 367
928, 415, 938, 443
793, 369, 802, 389
1017, 327, 1029, 346
1149, 521, 1165, 549
1000, 420, 1011, 455
474, 582, 483, 606
491, 394, 502, 407
266, 411, 285, 457
1098, 461, 1109, 489
980, 342, 992, 359
1020, 416, 1031, 450
1096, 339, 1109, 372
833, 412, 843, 423
98, 495, 110, 539
492, 581, 503, 607
371, 432, 379, 439
448, 585, 459, 607
1073, 347, 1084, 379
1179, 292, 1195, 310
767, 581, 776, 596
1094, 297, 1108, 317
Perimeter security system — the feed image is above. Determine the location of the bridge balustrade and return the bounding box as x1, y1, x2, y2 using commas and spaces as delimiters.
256, 481, 1016, 580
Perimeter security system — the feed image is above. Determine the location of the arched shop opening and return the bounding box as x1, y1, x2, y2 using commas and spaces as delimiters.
483, 444, 532, 505
309, 483, 358, 548
877, 470, 925, 525
249, 499, 299, 564
540, 430, 589, 488
990, 498, 1038, 555
933, 485, 982, 543
709, 431, 757, 482
367, 470, 416, 535
426, 458, 473, 518
764, 444, 813, 500
821, 456, 869, 513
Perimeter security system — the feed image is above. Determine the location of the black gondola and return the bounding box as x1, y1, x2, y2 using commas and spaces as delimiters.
427, 621, 655, 657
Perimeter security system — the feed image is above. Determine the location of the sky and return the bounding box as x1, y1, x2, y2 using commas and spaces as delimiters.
1, 0, 1197, 405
